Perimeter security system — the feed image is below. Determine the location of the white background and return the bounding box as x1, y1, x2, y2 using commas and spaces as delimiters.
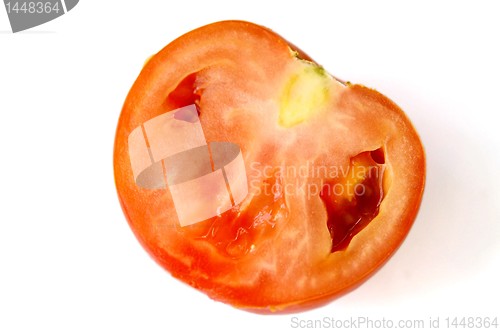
1, 1, 499, 331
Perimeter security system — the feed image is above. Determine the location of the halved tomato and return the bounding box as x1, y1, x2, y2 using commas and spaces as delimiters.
113, 20, 425, 312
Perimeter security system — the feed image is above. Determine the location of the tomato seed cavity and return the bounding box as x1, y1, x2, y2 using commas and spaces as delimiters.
320, 150, 385, 253
164, 73, 200, 110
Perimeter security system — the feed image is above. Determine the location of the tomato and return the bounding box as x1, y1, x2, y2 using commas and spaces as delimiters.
113, 20, 425, 312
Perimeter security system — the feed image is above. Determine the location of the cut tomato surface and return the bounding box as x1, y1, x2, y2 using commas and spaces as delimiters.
114, 20, 425, 312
